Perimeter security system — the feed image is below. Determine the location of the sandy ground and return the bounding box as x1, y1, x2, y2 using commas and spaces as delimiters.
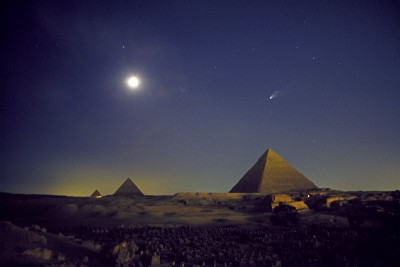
0, 192, 274, 227
1, 191, 397, 266
0, 192, 355, 229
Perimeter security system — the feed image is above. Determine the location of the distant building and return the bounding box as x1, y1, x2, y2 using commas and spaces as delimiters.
230, 148, 318, 194
90, 190, 102, 199
114, 178, 144, 196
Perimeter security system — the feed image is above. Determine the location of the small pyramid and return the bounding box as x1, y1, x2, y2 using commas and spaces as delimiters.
90, 190, 102, 199
230, 148, 318, 194
114, 178, 144, 196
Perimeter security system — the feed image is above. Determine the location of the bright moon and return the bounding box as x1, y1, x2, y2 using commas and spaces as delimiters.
127, 76, 140, 89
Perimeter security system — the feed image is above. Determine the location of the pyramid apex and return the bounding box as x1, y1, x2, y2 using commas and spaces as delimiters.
263, 147, 274, 155
257, 147, 276, 161
266, 147, 276, 153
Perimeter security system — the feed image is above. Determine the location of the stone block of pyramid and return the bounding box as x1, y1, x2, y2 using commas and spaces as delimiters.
230, 148, 317, 194
114, 178, 144, 196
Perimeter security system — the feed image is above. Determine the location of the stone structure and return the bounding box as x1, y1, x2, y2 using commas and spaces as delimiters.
114, 178, 144, 196
90, 190, 102, 199
230, 148, 317, 194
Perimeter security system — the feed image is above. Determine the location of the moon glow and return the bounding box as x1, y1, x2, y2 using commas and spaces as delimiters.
127, 76, 140, 89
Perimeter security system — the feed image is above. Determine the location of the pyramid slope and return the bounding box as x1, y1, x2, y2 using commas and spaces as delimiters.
230, 148, 317, 194
229, 151, 267, 193
90, 190, 102, 198
114, 178, 144, 196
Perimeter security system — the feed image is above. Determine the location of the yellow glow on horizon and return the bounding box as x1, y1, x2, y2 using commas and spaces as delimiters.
32, 165, 213, 197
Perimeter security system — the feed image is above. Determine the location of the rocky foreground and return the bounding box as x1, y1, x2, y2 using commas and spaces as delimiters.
0, 190, 399, 266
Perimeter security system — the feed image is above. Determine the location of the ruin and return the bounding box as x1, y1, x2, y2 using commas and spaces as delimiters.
90, 189, 102, 199
230, 148, 318, 194
114, 178, 144, 196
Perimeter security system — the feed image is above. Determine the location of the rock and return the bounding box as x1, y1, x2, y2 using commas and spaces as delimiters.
57, 253, 66, 261
112, 241, 138, 266
82, 240, 102, 252
23, 247, 52, 260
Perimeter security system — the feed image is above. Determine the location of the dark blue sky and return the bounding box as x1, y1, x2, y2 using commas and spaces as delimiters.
1, 0, 399, 195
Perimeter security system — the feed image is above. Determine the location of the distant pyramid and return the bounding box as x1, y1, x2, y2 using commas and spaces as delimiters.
230, 148, 318, 194
90, 190, 102, 199
114, 178, 144, 196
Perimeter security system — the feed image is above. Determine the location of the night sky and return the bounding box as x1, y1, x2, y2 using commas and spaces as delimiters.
1, 0, 400, 196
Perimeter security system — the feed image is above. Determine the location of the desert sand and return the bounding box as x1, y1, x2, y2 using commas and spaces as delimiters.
1, 189, 399, 267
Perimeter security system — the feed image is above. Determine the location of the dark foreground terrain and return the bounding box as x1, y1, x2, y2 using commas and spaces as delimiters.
0, 190, 399, 267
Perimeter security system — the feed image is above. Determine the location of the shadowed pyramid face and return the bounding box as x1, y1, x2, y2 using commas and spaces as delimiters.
230, 148, 318, 194
114, 178, 144, 196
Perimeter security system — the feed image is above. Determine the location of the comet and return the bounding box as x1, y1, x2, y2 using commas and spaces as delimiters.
268, 90, 279, 100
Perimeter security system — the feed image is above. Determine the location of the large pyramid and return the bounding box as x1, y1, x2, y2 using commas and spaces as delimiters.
114, 178, 144, 196
230, 148, 318, 194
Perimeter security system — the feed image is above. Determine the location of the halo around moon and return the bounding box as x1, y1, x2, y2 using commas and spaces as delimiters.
126, 76, 140, 89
